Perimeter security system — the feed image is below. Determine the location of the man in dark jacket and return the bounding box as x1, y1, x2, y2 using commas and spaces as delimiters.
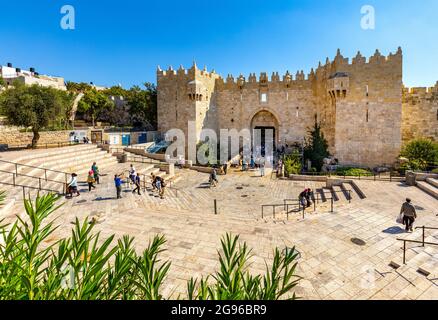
400, 198, 417, 232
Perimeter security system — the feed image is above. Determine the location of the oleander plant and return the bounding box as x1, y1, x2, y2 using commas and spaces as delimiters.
0, 192, 301, 300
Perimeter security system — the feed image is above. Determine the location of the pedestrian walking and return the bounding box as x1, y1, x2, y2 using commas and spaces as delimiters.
91, 162, 100, 184
260, 157, 265, 177
66, 173, 80, 198
129, 164, 136, 184
132, 173, 141, 195
400, 198, 417, 232
87, 170, 96, 192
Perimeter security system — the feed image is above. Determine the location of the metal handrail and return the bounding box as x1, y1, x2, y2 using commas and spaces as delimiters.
397, 226, 438, 264
0, 158, 70, 177
298, 171, 405, 181
0, 169, 66, 192
3, 141, 81, 150
261, 203, 303, 220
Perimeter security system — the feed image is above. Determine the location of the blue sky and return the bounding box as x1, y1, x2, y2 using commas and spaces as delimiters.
1, 0, 437, 88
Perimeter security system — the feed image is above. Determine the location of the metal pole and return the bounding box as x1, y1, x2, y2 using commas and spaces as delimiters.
13, 173, 16, 186
302, 205, 305, 220
287, 204, 289, 221
214, 199, 218, 215
262, 206, 264, 219
15, 163, 18, 175
45, 169, 47, 181
349, 190, 351, 203
273, 206, 276, 219
403, 241, 406, 264
422, 226, 425, 247
39, 178, 42, 190
331, 197, 333, 213
22, 186, 25, 199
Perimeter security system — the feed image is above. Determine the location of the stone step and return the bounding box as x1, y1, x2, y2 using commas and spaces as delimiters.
416, 181, 438, 199
426, 177, 438, 188
12, 145, 98, 163
22, 147, 106, 167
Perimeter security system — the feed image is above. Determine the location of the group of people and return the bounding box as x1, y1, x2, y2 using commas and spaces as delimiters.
65, 162, 167, 200
66, 162, 100, 198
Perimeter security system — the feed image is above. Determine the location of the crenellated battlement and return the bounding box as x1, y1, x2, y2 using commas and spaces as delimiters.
213, 69, 315, 89
315, 47, 403, 74
403, 82, 438, 102
157, 62, 220, 80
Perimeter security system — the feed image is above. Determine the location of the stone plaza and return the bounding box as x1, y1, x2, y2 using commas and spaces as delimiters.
0, 144, 437, 300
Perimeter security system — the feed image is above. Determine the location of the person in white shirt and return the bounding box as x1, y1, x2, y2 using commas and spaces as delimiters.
66, 173, 80, 198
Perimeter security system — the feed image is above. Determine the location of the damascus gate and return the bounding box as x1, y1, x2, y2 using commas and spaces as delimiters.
157, 48, 438, 167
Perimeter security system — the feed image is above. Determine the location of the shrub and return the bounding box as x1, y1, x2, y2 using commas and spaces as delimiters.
335, 167, 372, 177
0, 192, 301, 300
432, 168, 438, 174
400, 138, 438, 171
283, 152, 302, 176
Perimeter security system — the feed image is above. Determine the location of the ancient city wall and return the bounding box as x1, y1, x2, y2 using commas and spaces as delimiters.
322, 48, 403, 167
402, 84, 438, 143
157, 47, 436, 168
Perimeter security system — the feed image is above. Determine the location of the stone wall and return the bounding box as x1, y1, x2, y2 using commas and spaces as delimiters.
157, 47, 436, 168
402, 84, 438, 143
0, 128, 71, 146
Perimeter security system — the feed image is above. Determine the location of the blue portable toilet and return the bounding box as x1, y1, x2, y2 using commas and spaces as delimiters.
138, 132, 147, 144
121, 134, 131, 146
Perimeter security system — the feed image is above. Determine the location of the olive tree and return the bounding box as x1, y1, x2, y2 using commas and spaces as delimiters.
0, 83, 74, 148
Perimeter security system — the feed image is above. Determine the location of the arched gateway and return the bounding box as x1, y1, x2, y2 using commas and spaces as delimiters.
250, 109, 280, 155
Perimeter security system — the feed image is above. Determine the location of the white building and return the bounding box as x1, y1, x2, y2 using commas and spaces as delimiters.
0, 63, 66, 90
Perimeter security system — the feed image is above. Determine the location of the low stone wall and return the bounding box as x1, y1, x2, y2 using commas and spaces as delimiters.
288, 175, 328, 182
0, 129, 71, 146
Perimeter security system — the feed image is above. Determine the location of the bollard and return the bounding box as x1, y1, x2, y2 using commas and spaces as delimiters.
214, 199, 218, 215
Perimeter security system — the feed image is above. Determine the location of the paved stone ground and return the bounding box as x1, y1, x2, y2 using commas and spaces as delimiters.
1, 161, 438, 300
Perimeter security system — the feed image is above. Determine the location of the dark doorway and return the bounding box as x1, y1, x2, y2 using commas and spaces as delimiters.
254, 126, 276, 156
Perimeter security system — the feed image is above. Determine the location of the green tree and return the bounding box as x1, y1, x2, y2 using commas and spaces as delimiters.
0, 76, 5, 88
127, 83, 157, 129
77, 88, 114, 127
304, 121, 330, 172
66, 81, 92, 92
400, 138, 438, 171
0, 83, 74, 148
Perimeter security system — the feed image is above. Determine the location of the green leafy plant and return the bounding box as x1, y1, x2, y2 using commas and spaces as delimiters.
400, 138, 438, 171
283, 151, 302, 176
0, 83, 75, 147
187, 233, 301, 300
0, 193, 301, 300
335, 167, 372, 177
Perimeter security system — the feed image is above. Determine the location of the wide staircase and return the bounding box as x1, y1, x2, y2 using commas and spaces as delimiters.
0, 144, 181, 219
417, 177, 438, 199
259, 183, 366, 224
390, 226, 438, 286
0, 145, 119, 215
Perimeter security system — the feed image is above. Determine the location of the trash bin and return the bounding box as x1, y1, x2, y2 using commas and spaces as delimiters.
120, 153, 128, 163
